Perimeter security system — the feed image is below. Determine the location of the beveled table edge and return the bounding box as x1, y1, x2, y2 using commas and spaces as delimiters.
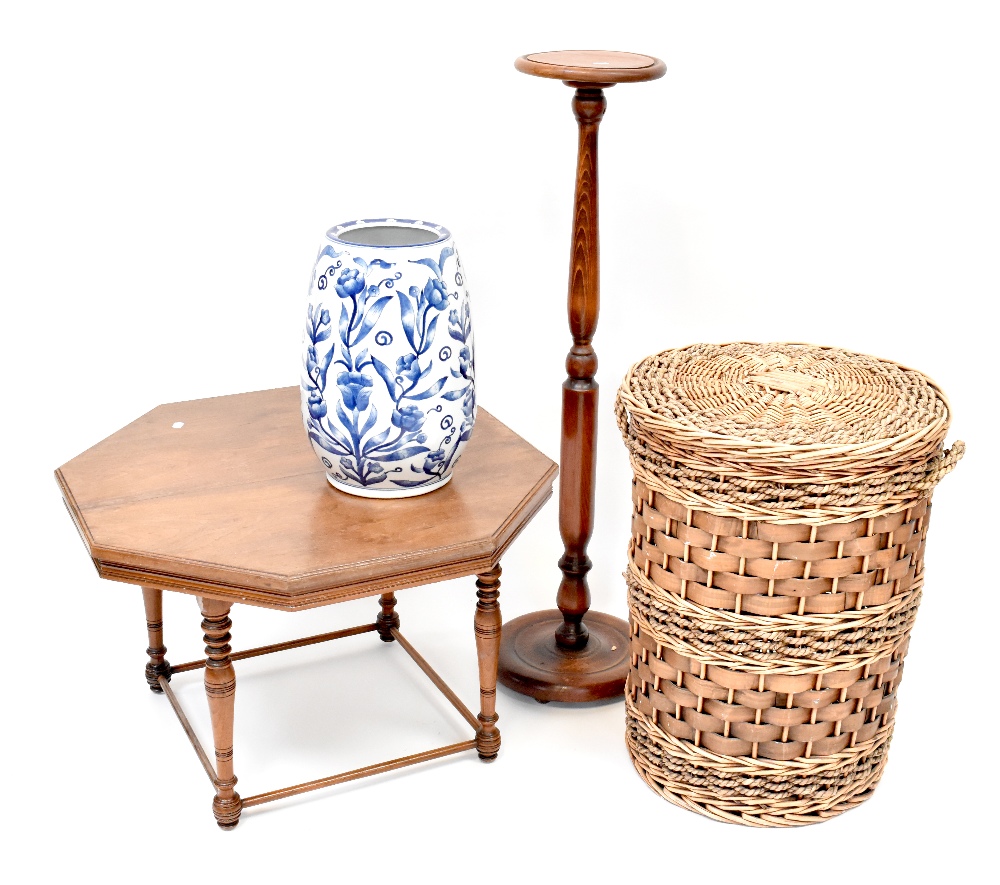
78, 479, 554, 611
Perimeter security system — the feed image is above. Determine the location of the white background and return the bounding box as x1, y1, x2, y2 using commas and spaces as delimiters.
2, 1, 996, 880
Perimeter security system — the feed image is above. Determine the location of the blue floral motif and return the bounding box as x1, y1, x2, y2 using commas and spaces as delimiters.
307, 391, 327, 419
443, 299, 476, 429
459, 416, 474, 442
422, 449, 447, 477
448, 301, 473, 346
392, 404, 425, 433
337, 371, 373, 411
424, 277, 449, 310
396, 353, 422, 385
303, 234, 475, 491
335, 267, 365, 299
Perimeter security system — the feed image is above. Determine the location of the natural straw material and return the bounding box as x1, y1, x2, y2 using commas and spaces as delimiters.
616, 343, 962, 826
616, 342, 963, 523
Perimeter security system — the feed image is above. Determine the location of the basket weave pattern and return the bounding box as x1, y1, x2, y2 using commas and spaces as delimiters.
615, 342, 963, 523
617, 343, 962, 826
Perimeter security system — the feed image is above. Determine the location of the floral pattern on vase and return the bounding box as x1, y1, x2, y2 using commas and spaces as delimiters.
301, 219, 475, 498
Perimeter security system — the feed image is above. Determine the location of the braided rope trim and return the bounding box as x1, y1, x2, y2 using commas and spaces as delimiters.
621, 428, 964, 523
627, 696, 892, 827
615, 343, 964, 524
627, 564, 921, 671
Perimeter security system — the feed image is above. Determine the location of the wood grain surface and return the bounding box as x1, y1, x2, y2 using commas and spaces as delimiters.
497, 50, 663, 700
516, 50, 665, 84
56, 387, 556, 609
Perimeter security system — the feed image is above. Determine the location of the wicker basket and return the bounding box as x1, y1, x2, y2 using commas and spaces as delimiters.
615, 343, 963, 826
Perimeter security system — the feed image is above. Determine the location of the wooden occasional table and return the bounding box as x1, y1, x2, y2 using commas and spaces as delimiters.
56, 387, 556, 828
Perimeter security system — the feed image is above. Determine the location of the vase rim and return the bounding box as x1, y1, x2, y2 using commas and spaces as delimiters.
326, 218, 451, 249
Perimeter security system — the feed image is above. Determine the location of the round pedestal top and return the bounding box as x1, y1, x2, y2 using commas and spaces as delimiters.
515, 50, 666, 85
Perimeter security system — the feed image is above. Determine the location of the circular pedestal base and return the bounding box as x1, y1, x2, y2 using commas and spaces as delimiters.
498, 610, 630, 703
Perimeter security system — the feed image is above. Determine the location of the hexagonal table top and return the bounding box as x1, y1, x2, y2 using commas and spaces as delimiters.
56, 387, 557, 610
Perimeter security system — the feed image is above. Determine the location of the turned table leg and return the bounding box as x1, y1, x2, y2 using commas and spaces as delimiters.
142, 587, 171, 692
200, 597, 242, 829
474, 565, 502, 761
376, 592, 399, 642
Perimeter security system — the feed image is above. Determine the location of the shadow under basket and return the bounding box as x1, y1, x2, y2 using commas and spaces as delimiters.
615, 342, 964, 826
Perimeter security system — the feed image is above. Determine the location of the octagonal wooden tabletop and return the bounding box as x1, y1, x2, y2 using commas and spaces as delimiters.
56, 387, 557, 610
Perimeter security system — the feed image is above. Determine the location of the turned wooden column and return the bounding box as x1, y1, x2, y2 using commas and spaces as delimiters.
556, 85, 604, 652
498, 50, 666, 703
474, 565, 502, 760
142, 587, 171, 691
200, 597, 242, 830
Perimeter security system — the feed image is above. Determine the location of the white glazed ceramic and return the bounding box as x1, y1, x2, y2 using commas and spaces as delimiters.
301, 218, 476, 497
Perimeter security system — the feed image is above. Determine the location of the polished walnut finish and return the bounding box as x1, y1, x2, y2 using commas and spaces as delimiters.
514, 50, 666, 85
474, 565, 502, 760
499, 50, 665, 702
56, 387, 556, 827
142, 587, 171, 692
56, 388, 555, 610
556, 86, 605, 653
497, 610, 632, 702
199, 597, 241, 829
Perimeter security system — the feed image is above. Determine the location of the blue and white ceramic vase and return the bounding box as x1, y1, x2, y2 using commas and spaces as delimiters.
301, 218, 476, 498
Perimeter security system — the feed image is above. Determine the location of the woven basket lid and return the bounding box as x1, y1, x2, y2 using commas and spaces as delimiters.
616, 342, 963, 521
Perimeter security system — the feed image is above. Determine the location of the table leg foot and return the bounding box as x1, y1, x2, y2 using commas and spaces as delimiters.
142, 587, 171, 692
200, 597, 242, 829
212, 781, 243, 830
376, 592, 399, 642
475, 565, 502, 761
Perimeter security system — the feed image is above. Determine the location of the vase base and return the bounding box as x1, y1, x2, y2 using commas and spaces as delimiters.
325, 472, 454, 499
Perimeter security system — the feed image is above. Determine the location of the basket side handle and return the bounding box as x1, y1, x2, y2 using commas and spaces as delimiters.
914, 441, 965, 492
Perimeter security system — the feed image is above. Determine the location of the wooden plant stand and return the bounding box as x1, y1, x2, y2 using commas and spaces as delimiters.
498, 51, 666, 703
56, 387, 555, 828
